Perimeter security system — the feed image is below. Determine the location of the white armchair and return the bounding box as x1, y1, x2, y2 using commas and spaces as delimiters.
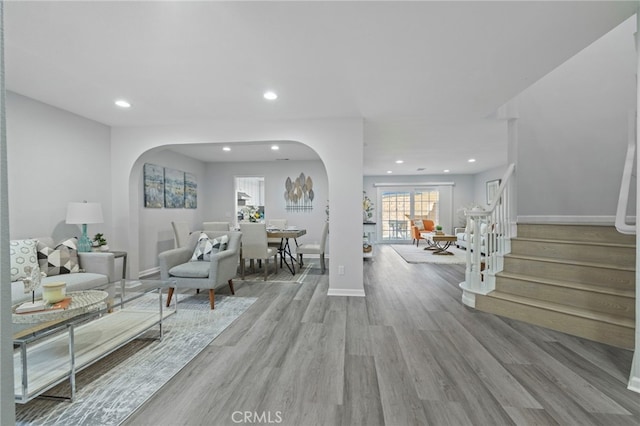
159, 231, 241, 309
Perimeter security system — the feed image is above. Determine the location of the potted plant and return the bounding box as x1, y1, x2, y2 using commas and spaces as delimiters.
435, 225, 444, 235
93, 233, 109, 251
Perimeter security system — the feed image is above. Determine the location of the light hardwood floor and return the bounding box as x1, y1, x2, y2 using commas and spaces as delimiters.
124, 245, 639, 426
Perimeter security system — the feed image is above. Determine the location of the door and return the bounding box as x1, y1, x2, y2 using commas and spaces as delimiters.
379, 187, 440, 243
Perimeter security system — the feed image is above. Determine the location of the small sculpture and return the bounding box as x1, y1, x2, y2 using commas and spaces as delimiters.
22, 265, 46, 303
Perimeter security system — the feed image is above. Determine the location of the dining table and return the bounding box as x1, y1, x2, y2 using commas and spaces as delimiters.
267, 228, 307, 275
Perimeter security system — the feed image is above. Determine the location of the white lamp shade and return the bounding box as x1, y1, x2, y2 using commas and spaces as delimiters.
66, 202, 104, 224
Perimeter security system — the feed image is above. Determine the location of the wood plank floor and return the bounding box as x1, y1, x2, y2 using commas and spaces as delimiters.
124, 245, 639, 426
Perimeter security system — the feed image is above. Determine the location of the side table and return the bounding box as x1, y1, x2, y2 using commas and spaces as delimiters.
108, 251, 127, 279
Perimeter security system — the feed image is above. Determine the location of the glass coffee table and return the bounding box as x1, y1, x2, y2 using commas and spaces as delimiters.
13, 279, 174, 403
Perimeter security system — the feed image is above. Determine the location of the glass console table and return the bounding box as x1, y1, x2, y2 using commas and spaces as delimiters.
13, 279, 174, 403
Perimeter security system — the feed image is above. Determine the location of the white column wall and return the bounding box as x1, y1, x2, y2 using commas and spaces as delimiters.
0, 3, 15, 421
111, 118, 364, 296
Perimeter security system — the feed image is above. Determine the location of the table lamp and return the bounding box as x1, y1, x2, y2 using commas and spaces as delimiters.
66, 201, 104, 252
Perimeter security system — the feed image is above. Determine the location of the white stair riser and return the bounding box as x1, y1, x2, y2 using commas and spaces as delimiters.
517, 224, 636, 245
510, 239, 635, 269
476, 296, 634, 350
495, 276, 635, 319
503, 257, 635, 291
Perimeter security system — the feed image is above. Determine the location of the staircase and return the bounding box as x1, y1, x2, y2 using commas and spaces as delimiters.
475, 223, 636, 349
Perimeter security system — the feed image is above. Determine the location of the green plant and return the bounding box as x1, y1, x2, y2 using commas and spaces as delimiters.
93, 233, 107, 246
436, 225, 443, 231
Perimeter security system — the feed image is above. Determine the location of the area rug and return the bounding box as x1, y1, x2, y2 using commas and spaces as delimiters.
391, 243, 468, 264
15, 293, 257, 426
239, 261, 315, 283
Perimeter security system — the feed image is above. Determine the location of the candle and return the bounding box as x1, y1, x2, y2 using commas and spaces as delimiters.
42, 281, 66, 304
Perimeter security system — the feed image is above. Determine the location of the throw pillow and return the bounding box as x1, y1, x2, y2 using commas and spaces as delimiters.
413, 220, 424, 231
37, 237, 81, 276
191, 233, 229, 261
9, 239, 39, 281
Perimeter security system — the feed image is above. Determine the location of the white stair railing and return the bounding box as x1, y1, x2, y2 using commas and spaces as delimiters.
615, 110, 636, 235
460, 163, 515, 308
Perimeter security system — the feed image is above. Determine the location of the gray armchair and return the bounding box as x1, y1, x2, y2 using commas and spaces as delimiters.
159, 231, 242, 309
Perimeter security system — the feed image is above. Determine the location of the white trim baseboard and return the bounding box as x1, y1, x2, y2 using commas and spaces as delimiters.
139, 266, 160, 278
327, 288, 366, 297
517, 215, 618, 225
628, 375, 640, 394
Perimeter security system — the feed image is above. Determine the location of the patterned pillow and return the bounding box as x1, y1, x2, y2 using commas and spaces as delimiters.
413, 220, 424, 231
191, 233, 229, 261
37, 238, 80, 276
9, 239, 39, 281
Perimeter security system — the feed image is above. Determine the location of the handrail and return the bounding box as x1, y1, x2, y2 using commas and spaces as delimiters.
487, 163, 515, 214
459, 163, 515, 308
615, 110, 636, 235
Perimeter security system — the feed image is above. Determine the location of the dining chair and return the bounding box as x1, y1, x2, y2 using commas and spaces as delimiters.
203, 221, 231, 232
297, 221, 329, 273
239, 222, 278, 281
171, 221, 191, 248
267, 219, 288, 251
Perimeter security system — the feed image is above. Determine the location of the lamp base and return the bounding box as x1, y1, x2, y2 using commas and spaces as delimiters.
78, 224, 92, 252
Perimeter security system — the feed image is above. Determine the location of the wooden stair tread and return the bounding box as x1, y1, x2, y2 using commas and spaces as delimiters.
505, 253, 635, 272
487, 291, 635, 328
512, 236, 635, 249
497, 271, 636, 298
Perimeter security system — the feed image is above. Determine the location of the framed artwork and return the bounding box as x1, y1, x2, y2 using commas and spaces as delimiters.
284, 172, 314, 212
486, 179, 501, 205
184, 172, 197, 209
164, 167, 185, 208
143, 163, 164, 208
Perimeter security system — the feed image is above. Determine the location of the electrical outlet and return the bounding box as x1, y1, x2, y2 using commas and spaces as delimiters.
338, 265, 345, 275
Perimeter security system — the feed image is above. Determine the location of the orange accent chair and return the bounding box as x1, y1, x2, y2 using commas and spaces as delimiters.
410, 219, 435, 247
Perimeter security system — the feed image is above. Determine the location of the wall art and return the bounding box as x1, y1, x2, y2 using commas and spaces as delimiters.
185, 172, 197, 209
284, 172, 314, 212
164, 167, 185, 208
143, 163, 164, 208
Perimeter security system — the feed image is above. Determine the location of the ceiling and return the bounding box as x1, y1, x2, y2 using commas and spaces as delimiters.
4, 1, 636, 175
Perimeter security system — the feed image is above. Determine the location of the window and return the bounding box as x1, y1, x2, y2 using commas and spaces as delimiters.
380, 188, 439, 242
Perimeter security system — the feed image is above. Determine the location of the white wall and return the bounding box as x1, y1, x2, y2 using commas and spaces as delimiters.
515, 16, 636, 221
474, 164, 509, 211
6, 92, 112, 241
204, 159, 328, 246
363, 173, 475, 234
135, 157, 329, 274
112, 118, 364, 296
135, 148, 207, 273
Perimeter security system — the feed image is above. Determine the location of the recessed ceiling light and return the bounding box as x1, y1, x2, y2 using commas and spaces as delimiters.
468, 158, 476, 163
395, 160, 404, 164
271, 145, 279, 150
264, 91, 278, 100
222, 146, 231, 152
443, 169, 450, 173
115, 99, 131, 108
386, 170, 393, 174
